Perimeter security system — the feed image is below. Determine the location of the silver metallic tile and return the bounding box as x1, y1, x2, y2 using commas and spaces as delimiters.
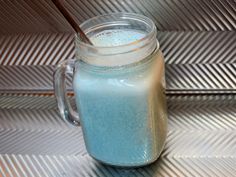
1, 63, 235, 93
1, 154, 236, 177
157, 32, 236, 64
65, 0, 236, 31
0, 0, 236, 176
0, 95, 236, 176
0, 0, 73, 34
0, 33, 75, 65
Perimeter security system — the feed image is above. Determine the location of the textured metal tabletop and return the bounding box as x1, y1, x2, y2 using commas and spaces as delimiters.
1, 94, 236, 177
0, 0, 236, 176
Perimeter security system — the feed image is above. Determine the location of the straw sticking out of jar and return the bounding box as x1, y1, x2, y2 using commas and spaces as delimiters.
52, 0, 93, 45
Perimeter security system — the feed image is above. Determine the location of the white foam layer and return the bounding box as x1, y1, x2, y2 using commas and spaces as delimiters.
77, 29, 157, 66
90, 29, 145, 47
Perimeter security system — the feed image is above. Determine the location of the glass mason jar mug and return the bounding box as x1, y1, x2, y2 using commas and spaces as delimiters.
54, 13, 167, 167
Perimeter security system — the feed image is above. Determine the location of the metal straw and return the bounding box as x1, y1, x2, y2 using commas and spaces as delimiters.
52, 0, 93, 45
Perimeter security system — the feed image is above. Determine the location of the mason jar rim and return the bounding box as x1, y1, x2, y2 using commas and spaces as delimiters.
75, 13, 158, 66
77, 13, 158, 50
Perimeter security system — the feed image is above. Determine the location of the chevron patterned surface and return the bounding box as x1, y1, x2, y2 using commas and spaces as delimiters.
1, 155, 236, 177
0, 33, 75, 65
1, 63, 235, 93
0, 0, 235, 33
0, 94, 58, 109
1, 0, 236, 176
0, 0, 73, 34
1, 31, 235, 93
1, 93, 235, 108
1, 31, 235, 65
166, 64, 236, 91
157, 32, 236, 64
0, 95, 236, 176
64, 0, 236, 31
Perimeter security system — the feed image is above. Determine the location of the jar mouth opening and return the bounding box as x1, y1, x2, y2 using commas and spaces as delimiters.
77, 13, 158, 51
76, 13, 158, 66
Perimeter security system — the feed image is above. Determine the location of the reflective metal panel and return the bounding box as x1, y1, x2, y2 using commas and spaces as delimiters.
0, 0, 236, 176
0, 95, 236, 176
64, 0, 236, 31
1, 63, 235, 93
0, 0, 73, 34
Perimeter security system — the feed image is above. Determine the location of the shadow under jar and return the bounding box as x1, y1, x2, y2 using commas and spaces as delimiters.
54, 13, 167, 167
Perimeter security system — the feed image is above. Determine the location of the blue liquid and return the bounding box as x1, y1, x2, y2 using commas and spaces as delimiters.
73, 30, 167, 166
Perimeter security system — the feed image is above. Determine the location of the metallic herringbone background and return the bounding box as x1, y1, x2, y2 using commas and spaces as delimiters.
0, 0, 73, 34
2, 0, 235, 34
0, 0, 235, 93
0, 0, 236, 176
0, 95, 236, 176
1, 32, 235, 93
63, 0, 236, 31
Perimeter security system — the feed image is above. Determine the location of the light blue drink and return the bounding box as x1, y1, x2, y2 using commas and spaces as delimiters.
54, 13, 167, 167
73, 29, 167, 166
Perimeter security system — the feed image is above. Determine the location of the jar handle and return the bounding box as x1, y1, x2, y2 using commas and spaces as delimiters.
53, 59, 80, 126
